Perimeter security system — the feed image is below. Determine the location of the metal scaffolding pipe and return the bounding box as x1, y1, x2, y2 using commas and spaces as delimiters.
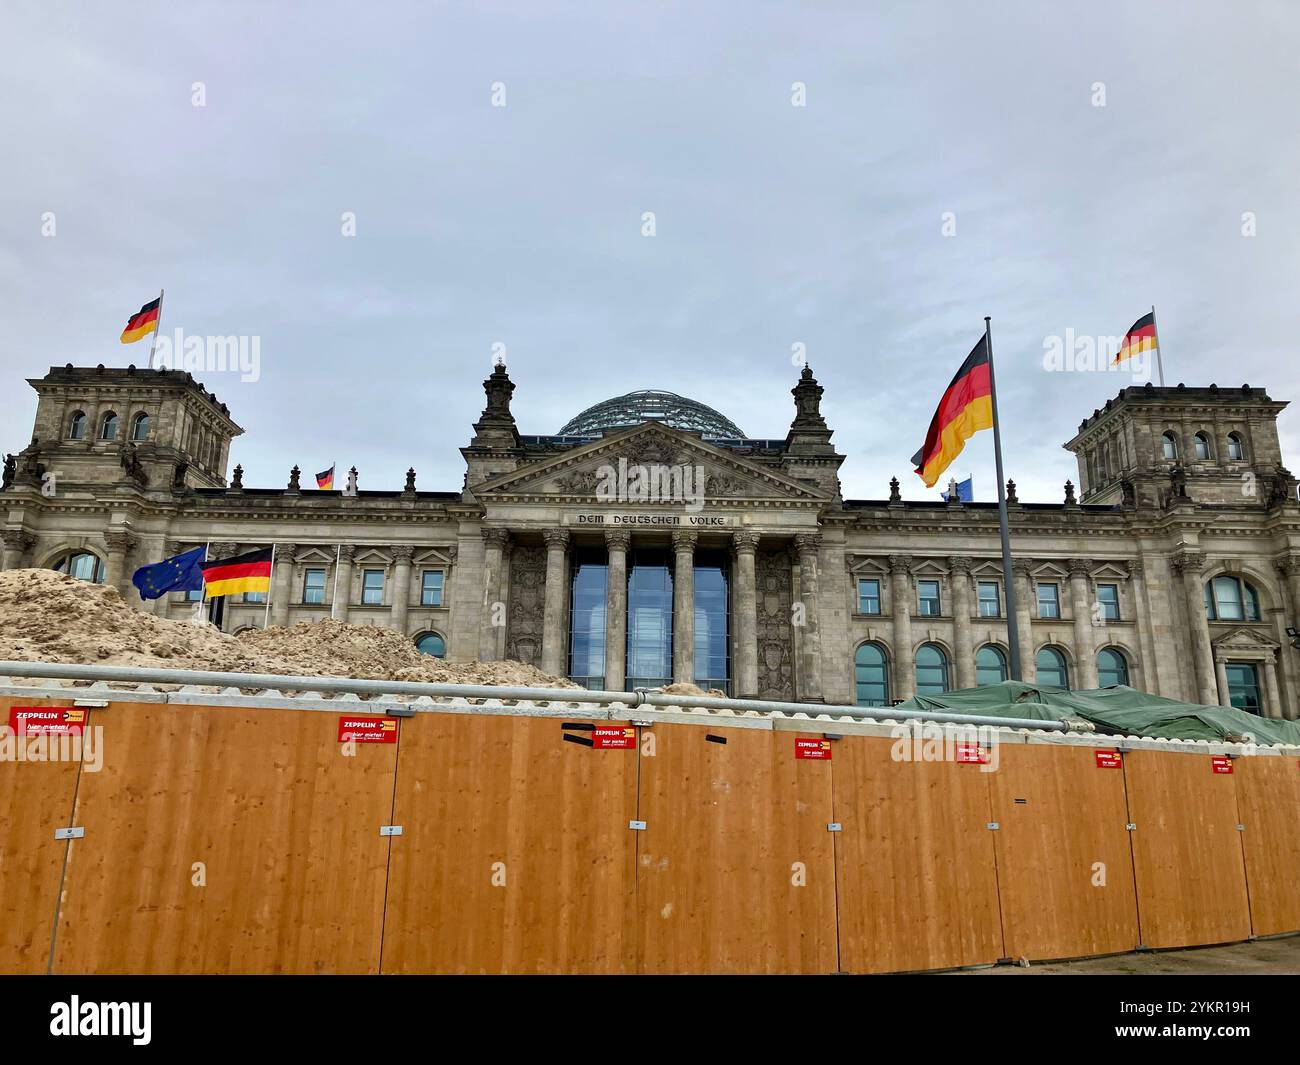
0, 660, 1070, 733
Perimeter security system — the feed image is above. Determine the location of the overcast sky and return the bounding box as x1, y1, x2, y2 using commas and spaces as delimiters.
3, 1, 1298, 503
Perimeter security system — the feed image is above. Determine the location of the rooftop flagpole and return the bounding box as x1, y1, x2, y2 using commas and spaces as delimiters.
985, 316, 1022, 681
263, 543, 275, 629
1150, 303, 1166, 386
148, 288, 165, 369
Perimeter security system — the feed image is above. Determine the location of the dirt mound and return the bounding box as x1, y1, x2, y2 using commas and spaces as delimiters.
0, 569, 573, 687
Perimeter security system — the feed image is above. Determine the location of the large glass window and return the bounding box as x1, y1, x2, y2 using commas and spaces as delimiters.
53, 551, 104, 584
421, 569, 444, 607
362, 569, 385, 605
627, 550, 673, 689
855, 642, 889, 706
303, 568, 326, 604
568, 551, 608, 689
1194, 432, 1211, 460
1097, 647, 1129, 687
100, 411, 119, 441
1225, 663, 1261, 714
1037, 582, 1060, 619
1161, 432, 1178, 460
917, 580, 941, 617
131, 412, 150, 441
857, 578, 881, 615
977, 581, 1001, 618
915, 643, 949, 695
415, 632, 446, 658
1036, 646, 1069, 689
693, 554, 730, 693
976, 646, 1007, 686
1226, 433, 1245, 461
1096, 583, 1120, 621
68, 411, 87, 439
1204, 576, 1261, 622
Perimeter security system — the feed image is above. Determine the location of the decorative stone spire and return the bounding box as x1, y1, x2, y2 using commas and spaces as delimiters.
468, 363, 522, 450
790, 365, 827, 430
403, 467, 417, 496
229, 464, 244, 491
888, 476, 902, 504
1005, 478, 1018, 505
1063, 479, 1077, 507
287, 465, 301, 493
945, 477, 962, 506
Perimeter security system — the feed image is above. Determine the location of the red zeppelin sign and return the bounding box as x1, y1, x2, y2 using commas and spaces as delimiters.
337, 716, 398, 744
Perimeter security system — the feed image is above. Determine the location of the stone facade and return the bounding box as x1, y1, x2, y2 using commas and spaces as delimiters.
3, 362, 1300, 719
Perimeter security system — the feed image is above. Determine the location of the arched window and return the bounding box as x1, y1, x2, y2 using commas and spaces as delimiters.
1097, 647, 1130, 687
975, 645, 1007, 686
415, 632, 446, 658
1035, 646, 1069, 689
52, 551, 105, 584
1193, 432, 1211, 460
1226, 432, 1244, 461
131, 412, 150, 441
100, 411, 119, 441
854, 642, 889, 706
915, 643, 950, 695
1204, 576, 1262, 622
68, 411, 87, 439
1161, 431, 1178, 460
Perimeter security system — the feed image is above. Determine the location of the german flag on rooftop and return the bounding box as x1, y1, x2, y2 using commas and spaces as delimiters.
911, 335, 993, 488
120, 297, 161, 344
1112, 311, 1157, 366
202, 546, 273, 598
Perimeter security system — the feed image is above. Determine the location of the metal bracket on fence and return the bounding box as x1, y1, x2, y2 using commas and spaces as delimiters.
379, 825, 403, 837
827, 823, 842, 832
72, 699, 108, 708
1126, 823, 1137, 831
629, 820, 647, 831
54, 827, 85, 840
387, 706, 417, 718
985, 822, 999, 831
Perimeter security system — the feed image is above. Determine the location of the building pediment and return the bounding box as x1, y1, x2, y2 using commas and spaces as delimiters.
1211, 627, 1280, 655
472, 423, 825, 504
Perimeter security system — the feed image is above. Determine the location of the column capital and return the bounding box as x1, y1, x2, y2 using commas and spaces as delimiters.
948, 555, 973, 574
732, 530, 760, 554
1276, 552, 1300, 577
1011, 558, 1035, 578
793, 533, 822, 559
391, 544, 415, 563
337, 543, 356, 562
1171, 549, 1204, 575
1066, 558, 1093, 579
605, 529, 632, 552
3, 528, 36, 551
671, 529, 698, 552
165, 540, 187, 557
543, 528, 570, 550
291, 544, 317, 563
481, 528, 510, 550
444, 545, 458, 565
888, 553, 912, 575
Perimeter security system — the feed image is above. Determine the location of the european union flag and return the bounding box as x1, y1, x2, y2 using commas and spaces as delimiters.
132, 545, 207, 601
941, 476, 974, 503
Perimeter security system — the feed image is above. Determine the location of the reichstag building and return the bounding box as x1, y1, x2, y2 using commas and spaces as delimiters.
3, 362, 1299, 719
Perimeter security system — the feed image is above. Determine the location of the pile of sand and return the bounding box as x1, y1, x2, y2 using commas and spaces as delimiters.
0, 569, 574, 688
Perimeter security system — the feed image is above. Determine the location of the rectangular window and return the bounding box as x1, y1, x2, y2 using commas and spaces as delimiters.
303, 568, 326, 605
1096, 583, 1120, 621
857, 578, 881, 615
977, 581, 1001, 618
1225, 662, 1261, 715
917, 580, 941, 616
421, 569, 444, 607
568, 552, 608, 690
244, 591, 266, 604
693, 556, 730, 695
185, 587, 203, 602
362, 569, 385, 605
1037, 583, 1060, 619
627, 550, 673, 689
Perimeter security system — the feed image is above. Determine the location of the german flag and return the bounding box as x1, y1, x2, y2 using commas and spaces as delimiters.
315, 465, 335, 490
120, 297, 161, 344
911, 335, 993, 488
1112, 311, 1157, 366
202, 546, 273, 598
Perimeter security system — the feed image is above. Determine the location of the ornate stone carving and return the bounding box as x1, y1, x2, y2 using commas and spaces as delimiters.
391, 545, 415, 562
1170, 549, 1204, 575
887, 553, 912, 575
1012, 558, 1035, 578
605, 529, 632, 551
444, 545, 458, 565
755, 546, 794, 701
622, 435, 680, 468
103, 530, 136, 554
1005, 479, 1018, 505
888, 477, 902, 504
505, 544, 546, 666
671, 529, 698, 552
554, 468, 600, 495
1, 453, 15, 490
404, 468, 416, 493
1276, 553, 1300, 578
732, 530, 760, 554
948, 556, 973, 574
793, 533, 822, 560
481, 528, 510, 550
287, 466, 301, 492
543, 528, 570, 551
705, 473, 749, 497
230, 464, 244, 490
1066, 558, 1092, 579
1063, 480, 1077, 506
337, 543, 355, 562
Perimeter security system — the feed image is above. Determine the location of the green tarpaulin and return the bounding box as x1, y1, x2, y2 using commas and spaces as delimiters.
893, 681, 1300, 746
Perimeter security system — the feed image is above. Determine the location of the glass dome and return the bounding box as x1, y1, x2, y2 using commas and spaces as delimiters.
558, 389, 746, 439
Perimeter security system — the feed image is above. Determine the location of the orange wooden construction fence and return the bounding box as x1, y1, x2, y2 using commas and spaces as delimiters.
1, 695, 1296, 974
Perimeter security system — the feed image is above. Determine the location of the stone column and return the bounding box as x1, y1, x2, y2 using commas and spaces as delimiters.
732, 531, 761, 699
103, 530, 136, 599
794, 534, 824, 701
671, 530, 697, 684
1, 530, 35, 571
541, 528, 571, 679
1128, 561, 1158, 693
604, 531, 630, 692
889, 554, 914, 701
1262, 656, 1282, 719
333, 544, 355, 622
1173, 550, 1218, 704
391, 545, 414, 636
1281, 554, 1300, 628
1214, 658, 1232, 707
1012, 559, 1037, 683
950, 556, 975, 688
479, 529, 509, 662
270, 543, 296, 626
1068, 559, 1099, 689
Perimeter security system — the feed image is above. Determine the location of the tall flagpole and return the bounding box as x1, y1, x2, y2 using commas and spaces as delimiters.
1150, 303, 1166, 386
148, 288, 165, 370
263, 543, 275, 629
331, 544, 341, 620
985, 316, 1022, 681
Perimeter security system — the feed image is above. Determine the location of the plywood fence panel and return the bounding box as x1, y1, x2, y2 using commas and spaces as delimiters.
1123, 749, 1251, 949
0, 696, 89, 974
833, 736, 1003, 973
636, 725, 837, 974
988, 743, 1139, 961
382, 713, 637, 974
1234, 754, 1300, 936
53, 702, 397, 974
